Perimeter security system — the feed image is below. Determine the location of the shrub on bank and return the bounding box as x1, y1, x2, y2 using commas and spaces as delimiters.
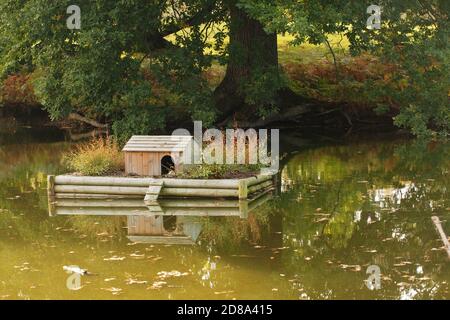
0, 74, 40, 111
63, 138, 124, 176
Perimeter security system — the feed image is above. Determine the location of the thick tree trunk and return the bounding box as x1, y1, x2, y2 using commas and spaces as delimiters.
213, 2, 346, 128
214, 3, 278, 120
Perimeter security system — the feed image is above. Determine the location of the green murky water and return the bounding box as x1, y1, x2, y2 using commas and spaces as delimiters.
0, 128, 449, 300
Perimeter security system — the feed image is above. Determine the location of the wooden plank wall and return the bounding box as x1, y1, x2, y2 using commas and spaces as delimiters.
125, 151, 178, 176
127, 215, 165, 235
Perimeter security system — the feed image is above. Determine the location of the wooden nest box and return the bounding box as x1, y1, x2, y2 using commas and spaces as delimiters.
122, 135, 193, 176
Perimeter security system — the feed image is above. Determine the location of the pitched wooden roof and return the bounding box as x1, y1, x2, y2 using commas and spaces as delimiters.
123, 135, 193, 152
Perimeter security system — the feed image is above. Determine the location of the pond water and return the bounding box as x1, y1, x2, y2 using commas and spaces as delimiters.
0, 127, 449, 300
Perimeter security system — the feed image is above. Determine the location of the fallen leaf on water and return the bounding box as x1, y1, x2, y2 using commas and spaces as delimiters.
6, 196, 21, 200
393, 263, 407, 267
339, 264, 361, 271
104, 256, 126, 261
214, 291, 234, 295
417, 277, 431, 281
396, 282, 410, 287
126, 278, 148, 285
147, 281, 167, 290
101, 287, 122, 295
231, 254, 258, 258
157, 270, 190, 279
272, 247, 289, 251
394, 261, 412, 267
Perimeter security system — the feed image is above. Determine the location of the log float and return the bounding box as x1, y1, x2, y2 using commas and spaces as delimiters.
431, 216, 450, 260
50, 174, 276, 199
47, 173, 277, 217
52, 194, 273, 218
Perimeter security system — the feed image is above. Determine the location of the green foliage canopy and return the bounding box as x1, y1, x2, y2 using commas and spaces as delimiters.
0, 1, 448, 138
240, 0, 450, 137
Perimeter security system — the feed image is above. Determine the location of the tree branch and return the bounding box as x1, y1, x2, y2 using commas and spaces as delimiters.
160, 0, 219, 37
68, 113, 108, 129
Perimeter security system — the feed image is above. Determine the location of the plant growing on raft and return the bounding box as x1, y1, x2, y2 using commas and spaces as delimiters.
173, 130, 272, 179
176, 163, 263, 179
62, 137, 124, 176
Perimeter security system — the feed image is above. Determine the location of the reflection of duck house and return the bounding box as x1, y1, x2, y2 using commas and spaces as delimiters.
51, 191, 273, 219
50, 193, 274, 245
123, 135, 193, 176
127, 215, 202, 245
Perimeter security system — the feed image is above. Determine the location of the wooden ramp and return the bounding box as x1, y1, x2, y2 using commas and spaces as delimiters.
144, 180, 164, 213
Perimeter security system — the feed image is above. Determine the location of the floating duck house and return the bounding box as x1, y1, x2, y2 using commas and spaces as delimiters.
47, 135, 278, 218
122, 135, 193, 176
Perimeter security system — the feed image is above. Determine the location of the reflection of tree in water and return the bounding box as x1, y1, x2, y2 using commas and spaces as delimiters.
2, 137, 448, 299
0, 142, 129, 243
198, 212, 272, 254
275, 139, 450, 299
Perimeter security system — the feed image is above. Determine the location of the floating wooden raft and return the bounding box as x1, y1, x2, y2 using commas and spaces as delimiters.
47, 173, 277, 217
48, 174, 275, 199
50, 189, 274, 218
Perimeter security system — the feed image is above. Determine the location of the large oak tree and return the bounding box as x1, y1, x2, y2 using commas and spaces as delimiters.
0, 0, 448, 140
